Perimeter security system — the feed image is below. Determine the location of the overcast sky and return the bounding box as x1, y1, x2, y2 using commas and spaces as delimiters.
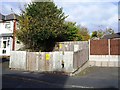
0, 0, 119, 33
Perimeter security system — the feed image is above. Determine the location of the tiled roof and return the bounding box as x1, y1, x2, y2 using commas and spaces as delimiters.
6, 13, 19, 20
102, 32, 120, 39
0, 13, 19, 21
0, 13, 5, 20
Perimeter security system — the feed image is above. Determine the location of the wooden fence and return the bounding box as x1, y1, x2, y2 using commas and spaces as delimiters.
89, 39, 120, 67
90, 39, 120, 55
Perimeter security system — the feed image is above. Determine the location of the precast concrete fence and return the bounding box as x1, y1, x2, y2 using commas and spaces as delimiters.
9, 41, 89, 73
89, 39, 120, 67
9, 50, 89, 73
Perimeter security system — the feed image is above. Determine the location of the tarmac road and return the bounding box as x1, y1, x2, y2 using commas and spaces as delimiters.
2, 70, 119, 89
1, 58, 120, 89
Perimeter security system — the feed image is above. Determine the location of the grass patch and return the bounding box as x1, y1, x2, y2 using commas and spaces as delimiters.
75, 66, 98, 77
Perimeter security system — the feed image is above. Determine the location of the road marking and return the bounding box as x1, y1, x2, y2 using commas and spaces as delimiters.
3, 75, 94, 88
71, 85, 93, 88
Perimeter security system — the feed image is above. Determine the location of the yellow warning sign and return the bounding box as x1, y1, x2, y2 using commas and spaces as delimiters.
46, 54, 50, 60
59, 44, 62, 49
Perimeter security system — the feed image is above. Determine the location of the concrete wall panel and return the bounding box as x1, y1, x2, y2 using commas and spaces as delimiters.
9, 51, 26, 70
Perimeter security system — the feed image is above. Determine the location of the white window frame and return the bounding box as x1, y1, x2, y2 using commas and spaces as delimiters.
5, 21, 11, 29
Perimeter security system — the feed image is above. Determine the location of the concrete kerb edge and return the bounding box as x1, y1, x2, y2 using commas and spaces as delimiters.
70, 61, 90, 76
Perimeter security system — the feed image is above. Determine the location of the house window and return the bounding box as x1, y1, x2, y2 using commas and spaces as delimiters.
2, 37, 10, 47
3, 37, 7, 40
3, 41, 6, 48
5, 22, 11, 29
2, 50, 6, 54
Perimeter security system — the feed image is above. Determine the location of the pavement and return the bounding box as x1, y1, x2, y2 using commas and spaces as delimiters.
1, 58, 120, 89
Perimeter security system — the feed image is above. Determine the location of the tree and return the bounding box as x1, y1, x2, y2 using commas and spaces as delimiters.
77, 26, 90, 41
97, 29, 104, 38
62, 22, 83, 41
91, 28, 114, 39
104, 28, 114, 35
91, 31, 98, 38
17, 1, 68, 52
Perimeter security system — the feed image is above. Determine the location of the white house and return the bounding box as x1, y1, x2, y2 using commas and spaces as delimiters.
0, 13, 22, 56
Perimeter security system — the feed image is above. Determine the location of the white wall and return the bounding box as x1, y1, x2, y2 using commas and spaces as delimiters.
0, 37, 13, 56
89, 55, 120, 61
0, 20, 20, 56
89, 55, 120, 67
9, 51, 27, 70
0, 20, 14, 34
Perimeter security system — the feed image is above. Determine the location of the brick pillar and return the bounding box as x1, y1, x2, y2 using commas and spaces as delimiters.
12, 20, 16, 51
